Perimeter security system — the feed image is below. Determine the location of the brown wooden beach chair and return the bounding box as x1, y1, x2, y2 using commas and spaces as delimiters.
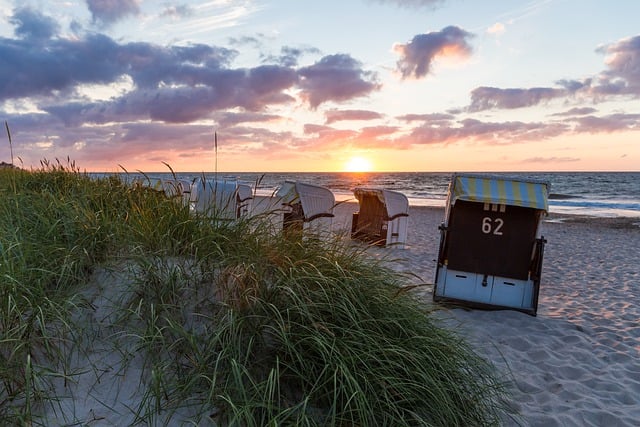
351, 187, 409, 248
433, 173, 549, 316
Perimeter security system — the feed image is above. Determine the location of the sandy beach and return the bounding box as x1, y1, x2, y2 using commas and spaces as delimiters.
42, 197, 640, 426
330, 201, 640, 427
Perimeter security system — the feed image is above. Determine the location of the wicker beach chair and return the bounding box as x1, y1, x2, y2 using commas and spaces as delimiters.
433, 173, 550, 316
351, 187, 409, 248
192, 178, 253, 219
276, 181, 335, 235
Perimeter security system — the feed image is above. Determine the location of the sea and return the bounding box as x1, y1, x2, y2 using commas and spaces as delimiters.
100, 171, 640, 219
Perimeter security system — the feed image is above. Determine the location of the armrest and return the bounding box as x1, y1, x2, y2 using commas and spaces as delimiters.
386, 213, 409, 221
305, 212, 335, 222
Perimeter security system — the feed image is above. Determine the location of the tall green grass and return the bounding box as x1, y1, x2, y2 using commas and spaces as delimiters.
0, 163, 511, 425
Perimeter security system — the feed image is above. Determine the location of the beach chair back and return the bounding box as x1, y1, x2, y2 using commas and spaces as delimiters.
276, 180, 335, 235
192, 179, 240, 219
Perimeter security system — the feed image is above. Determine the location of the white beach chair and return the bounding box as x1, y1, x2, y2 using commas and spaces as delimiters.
191, 178, 253, 219
237, 183, 254, 218
351, 187, 409, 248
275, 181, 335, 235
160, 178, 193, 206
144, 177, 165, 192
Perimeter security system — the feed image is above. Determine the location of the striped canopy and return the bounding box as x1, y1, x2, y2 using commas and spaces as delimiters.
449, 174, 550, 212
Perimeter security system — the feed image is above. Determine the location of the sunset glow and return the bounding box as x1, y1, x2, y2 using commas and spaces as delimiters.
1, 1, 638, 172
345, 157, 374, 173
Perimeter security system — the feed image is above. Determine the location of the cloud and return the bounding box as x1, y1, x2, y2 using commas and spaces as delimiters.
42, 63, 300, 125
86, 0, 140, 25
407, 117, 568, 145
552, 107, 598, 117
214, 111, 282, 127
467, 34, 640, 112
228, 35, 264, 49
468, 86, 566, 111
325, 109, 383, 124
522, 156, 580, 163
487, 22, 505, 35
556, 79, 590, 92
297, 123, 400, 151
397, 113, 454, 122
10, 7, 59, 40
159, 4, 194, 20
573, 113, 640, 133
1, 11, 380, 131
0, 33, 124, 100
262, 46, 322, 68
352, 126, 401, 148
367, 0, 445, 9
398, 110, 640, 148
1, 14, 294, 117
301, 124, 358, 149
393, 26, 474, 79
597, 35, 640, 90
273, 46, 305, 67
298, 54, 380, 108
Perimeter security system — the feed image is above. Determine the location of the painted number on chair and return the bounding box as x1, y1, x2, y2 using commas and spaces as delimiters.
481, 217, 504, 235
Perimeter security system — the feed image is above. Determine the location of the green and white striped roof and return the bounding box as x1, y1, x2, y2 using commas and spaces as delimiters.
449, 173, 550, 212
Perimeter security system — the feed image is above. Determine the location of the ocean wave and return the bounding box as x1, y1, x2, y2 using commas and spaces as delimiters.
548, 193, 581, 200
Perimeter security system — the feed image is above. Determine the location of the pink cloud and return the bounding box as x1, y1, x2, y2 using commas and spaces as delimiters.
86, 0, 140, 25
393, 26, 474, 79
325, 109, 383, 124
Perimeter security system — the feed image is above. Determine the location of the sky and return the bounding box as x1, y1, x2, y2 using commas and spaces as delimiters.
0, 0, 639, 173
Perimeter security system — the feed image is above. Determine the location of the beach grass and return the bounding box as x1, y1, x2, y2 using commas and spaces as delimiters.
0, 163, 510, 425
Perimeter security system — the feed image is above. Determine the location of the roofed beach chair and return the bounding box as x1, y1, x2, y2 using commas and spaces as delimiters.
275, 181, 335, 235
191, 178, 253, 220
178, 179, 195, 206
351, 187, 409, 248
237, 183, 254, 218
433, 173, 550, 316
143, 177, 165, 192
161, 178, 193, 206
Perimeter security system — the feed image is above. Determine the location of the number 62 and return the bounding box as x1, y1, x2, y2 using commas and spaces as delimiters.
482, 217, 504, 235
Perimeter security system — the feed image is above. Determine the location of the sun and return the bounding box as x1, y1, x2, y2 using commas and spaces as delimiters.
345, 156, 373, 173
